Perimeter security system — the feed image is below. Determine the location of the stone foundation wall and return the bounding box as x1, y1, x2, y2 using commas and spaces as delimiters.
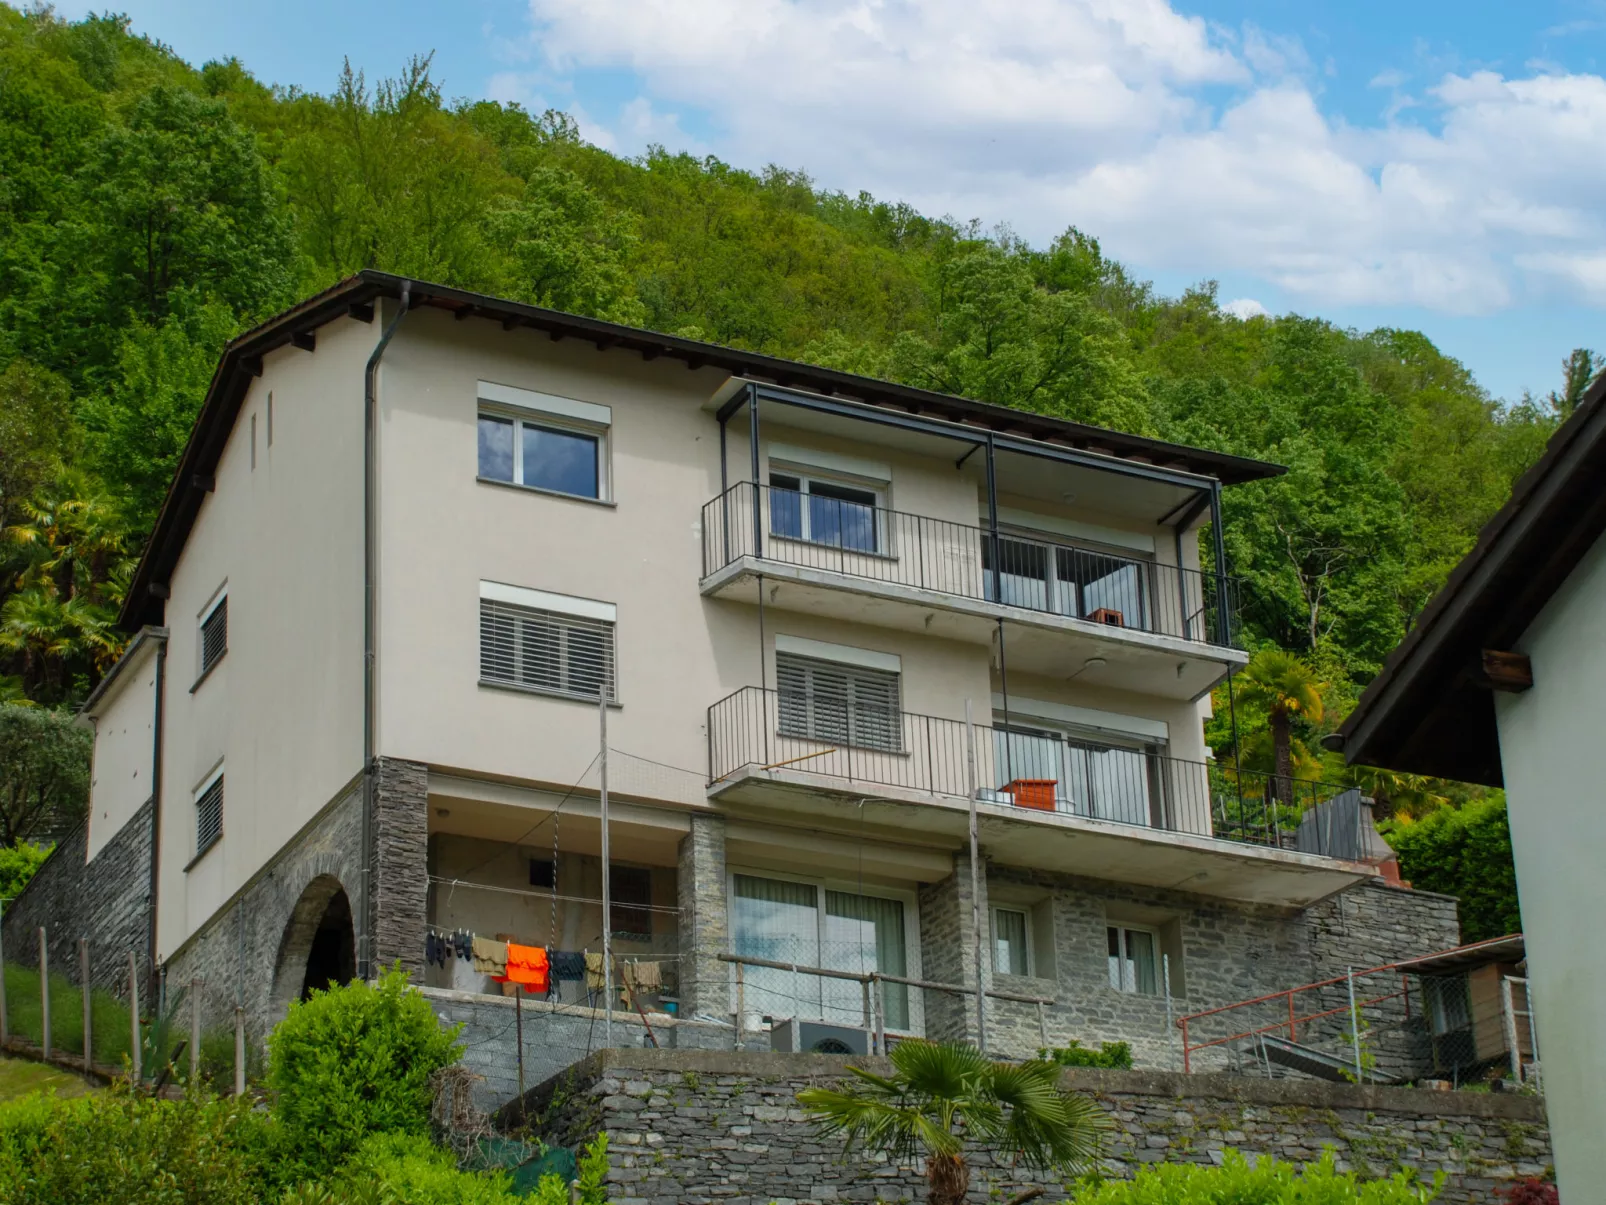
516, 1049, 1551, 1205
162, 775, 364, 1038
0, 800, 154, 998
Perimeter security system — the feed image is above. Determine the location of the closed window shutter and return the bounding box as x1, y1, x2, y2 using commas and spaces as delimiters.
201, 598, 227, 673
480, 599, 615, 701
196, 775, 223, 854
776, 654, 900, 752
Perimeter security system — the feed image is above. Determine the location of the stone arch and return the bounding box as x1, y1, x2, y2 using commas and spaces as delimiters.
269, 873, 356, 1020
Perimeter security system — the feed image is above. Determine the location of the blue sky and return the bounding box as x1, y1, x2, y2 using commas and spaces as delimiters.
59, 0, 1606, 403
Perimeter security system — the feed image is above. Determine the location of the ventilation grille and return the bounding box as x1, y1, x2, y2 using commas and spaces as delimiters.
480, 599, 615, 702
201, 597, 227, 674
776, 654, 901, 752
195, 775, 223, 855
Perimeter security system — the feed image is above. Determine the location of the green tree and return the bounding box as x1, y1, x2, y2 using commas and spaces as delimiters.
0, 361, 75, 532
0, 837, 51, 898
1383, 796, 1520, 943
482, 167, 646, 323
797, 1040, 1104, 1205
0, 703, 90, 845
1548, 347, 1600, 418
1233, 649, 1325, 801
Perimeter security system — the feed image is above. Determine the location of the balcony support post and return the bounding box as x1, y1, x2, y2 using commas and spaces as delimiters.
984, 435, 1001, 608
748, 383, 763, 561
1208, 482, 1229, 647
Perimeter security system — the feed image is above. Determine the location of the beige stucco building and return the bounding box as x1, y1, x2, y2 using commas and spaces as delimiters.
16, 273, 1460, 1084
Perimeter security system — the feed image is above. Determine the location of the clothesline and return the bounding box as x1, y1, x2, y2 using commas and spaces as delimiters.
428, 875, 683, 915
423, 923, 678, 998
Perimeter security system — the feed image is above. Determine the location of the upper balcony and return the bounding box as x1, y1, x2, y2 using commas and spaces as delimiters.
701, 481, 1246, 700
706, 686, 1374, 907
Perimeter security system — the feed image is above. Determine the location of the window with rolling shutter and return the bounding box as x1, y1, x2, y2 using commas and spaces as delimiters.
776, 653, 902, 752
195, 772, 223, 858
480, 598, 615, 702
199, 594, 227, 677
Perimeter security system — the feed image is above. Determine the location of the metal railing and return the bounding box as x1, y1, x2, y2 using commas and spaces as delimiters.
707, 686, 1358, 856
701, 481, 1241, 649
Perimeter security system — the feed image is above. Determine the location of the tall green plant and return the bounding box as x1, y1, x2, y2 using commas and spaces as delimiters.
1070, 1148, 1442, 1202
798, 1040, 1104, 1205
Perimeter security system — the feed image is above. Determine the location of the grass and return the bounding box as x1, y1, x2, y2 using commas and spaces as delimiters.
2, 963, 137, 1066
0, 1053, 98, 1101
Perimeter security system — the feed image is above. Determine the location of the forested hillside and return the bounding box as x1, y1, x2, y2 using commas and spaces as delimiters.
0, 7, 1584, 835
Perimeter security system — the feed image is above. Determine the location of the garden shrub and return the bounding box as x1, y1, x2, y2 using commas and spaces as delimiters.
1071, 1149, 1442, 1203
266, 967, 462, 1176
1496, 1180, 1559, 1205
1039, 1040, 1134, 1069
1383, 795, 1520, 943
0, 1081, 271, 1205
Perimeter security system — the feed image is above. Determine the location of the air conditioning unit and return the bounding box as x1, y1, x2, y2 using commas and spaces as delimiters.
769, 1018, 872, 1056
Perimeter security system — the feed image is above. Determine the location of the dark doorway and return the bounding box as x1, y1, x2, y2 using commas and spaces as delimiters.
300, 888, 355, 999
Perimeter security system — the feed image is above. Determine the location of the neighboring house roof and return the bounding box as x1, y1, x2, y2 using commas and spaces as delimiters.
1392, 934, 1526, 975
1331, 373, 1606, 786
119, 270, 1286, 632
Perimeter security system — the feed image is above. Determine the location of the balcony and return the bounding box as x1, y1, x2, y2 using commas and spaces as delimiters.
700, 482, 1246, 700
706, 687, 1373, 906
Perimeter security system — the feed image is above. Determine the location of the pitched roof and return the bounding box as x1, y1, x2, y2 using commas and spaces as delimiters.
121, 270, 1285, 630
1332, 374, 1606, 785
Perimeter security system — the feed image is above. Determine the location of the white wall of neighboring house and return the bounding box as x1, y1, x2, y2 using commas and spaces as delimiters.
85, 638, 160, 861
1494, 528, 1606, 1201
154, 316, 371, 960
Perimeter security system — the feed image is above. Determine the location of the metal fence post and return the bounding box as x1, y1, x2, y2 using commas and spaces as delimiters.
80, 938, 91, 1072
129, 952, 141, 1084
190, 977, 201, 1081
1347, 967, 1363, 1083
873, 974, 887, 1057
234, 1006, 246, 1096
1500, 976, 1523, 1085
38, 928, 49, 1059
733, 961, 745, 1051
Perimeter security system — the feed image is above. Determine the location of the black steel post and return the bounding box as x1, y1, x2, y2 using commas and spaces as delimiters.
748, 384, 762, 561
985, 436, 1001, 605
1207, 483, 1229, 647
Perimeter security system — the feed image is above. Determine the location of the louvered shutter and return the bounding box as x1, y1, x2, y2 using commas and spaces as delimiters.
201, 598, 227, 673
480, 599, 615, 701
776, 654, 900, 752
196, 775, 224, 854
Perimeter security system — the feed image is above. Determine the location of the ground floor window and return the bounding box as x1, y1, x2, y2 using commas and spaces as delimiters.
991, 906, 1031, 976
731, 872, 912, 1030
1107, 925, 1159, 995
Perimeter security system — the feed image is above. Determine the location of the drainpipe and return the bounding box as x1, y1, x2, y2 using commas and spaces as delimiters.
359, 283, 412, 982
147, 636, 167, 1003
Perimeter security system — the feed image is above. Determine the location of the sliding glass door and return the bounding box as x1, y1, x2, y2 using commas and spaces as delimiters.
991, 723, 1166, 829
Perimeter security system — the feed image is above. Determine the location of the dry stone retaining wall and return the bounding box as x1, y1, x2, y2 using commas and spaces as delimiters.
514, 1049, 1551, 1205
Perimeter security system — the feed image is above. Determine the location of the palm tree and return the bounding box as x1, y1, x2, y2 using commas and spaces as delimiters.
797, 1040, 1105, 1205
1234, 649, 1324, 804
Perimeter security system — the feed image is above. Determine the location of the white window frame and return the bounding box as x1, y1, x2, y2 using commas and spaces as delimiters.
726, 865, 924, 1035
1106, 923, 1161, 996
767, 463, 888, 553
195, 586, 228, 687
477, 381, 612, 503
990, 905, 1033, 978
190, 763, 224, 866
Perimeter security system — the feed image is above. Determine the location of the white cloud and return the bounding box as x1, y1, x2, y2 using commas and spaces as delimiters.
1222, 297, 1268, 319
518, 0, 1606, 315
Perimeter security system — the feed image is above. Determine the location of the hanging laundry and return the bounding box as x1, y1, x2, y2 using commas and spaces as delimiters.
630, 961, 663, 991
425, 933, 437, 967
550, 951, 586, 982
455, 931, 473, 960
584, 951, 606, 991
472, 935, 508, 976
503, 943, 550, 993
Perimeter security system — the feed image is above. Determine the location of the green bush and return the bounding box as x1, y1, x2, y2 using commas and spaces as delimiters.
0, 840, 52, 900
1383, 796, 1520, 943
1039, 1040, 1134, 1069
0, 1081, 272, 1205
1071, 1149, 1442, 1203
266, 967, 462, 1176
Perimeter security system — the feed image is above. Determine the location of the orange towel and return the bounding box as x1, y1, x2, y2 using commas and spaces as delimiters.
503, 943, 550, 993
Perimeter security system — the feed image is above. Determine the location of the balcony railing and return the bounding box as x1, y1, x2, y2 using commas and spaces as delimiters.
708, 686, 1363, 858
701, 481, 1240, 649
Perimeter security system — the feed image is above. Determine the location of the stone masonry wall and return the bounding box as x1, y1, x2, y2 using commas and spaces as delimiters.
162, 776, 363, 1039
518, 1049, 1551, 1205
1, 799, 154, 999
978, 865, 1462, 1076
370, 757, 429, 977
677, 814, 729, 1022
